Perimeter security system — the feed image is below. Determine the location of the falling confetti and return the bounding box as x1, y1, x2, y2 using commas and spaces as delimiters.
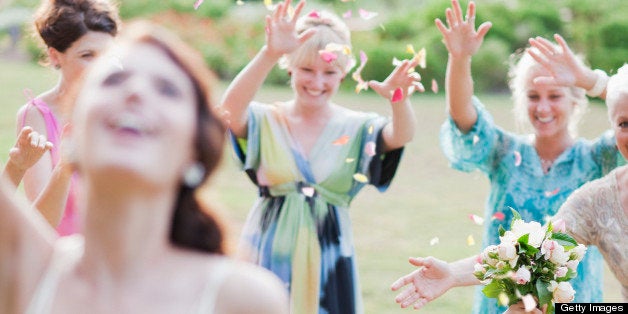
358, 8, 378, 20
365, 141, 376, 157
431, 79, 438, 93
301, 186, 315, 197
367, 124, 374, 134
514, 151, 522, 167
308, 10, 321, 18
342, 10, 352, 19
345, 158, 355, 163
352, 50, 369, 93
193, 0, 204, 10
332, 135, 350, 145
264, 0, 273, 10
319, 50, 338, 63
472, 135, 480, 145
467, 234, 476, 246
544, 188, 560, 197
413, 47, 427, 69
492, 212, 505, 221
391, 87, 403, 103
469, 214, 484, 225
429, 237, 439, 246
353, 173, 368, 183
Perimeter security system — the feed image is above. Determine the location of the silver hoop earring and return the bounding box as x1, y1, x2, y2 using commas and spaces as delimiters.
183, 162, 205, 188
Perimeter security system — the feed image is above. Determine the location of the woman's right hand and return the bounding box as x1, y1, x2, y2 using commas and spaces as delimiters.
390, 256, 456, 310
264, 0, 315, 58
435, 0, 492, 59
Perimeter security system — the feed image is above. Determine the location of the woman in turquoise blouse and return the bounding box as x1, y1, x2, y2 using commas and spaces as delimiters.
391, 1, 619, 313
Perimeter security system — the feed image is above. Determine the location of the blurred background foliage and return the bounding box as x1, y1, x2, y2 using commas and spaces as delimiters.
2, 0, 628, 93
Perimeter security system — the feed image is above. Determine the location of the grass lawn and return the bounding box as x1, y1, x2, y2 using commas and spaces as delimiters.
0, 58, 622, 312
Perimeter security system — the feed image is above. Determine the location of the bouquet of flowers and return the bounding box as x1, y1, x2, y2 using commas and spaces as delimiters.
473, 210, 587, 312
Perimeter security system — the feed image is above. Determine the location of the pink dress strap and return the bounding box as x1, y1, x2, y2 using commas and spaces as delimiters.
21, 89, 77, 236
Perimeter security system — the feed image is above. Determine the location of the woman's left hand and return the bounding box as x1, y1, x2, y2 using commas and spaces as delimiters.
368, 58, 422, 104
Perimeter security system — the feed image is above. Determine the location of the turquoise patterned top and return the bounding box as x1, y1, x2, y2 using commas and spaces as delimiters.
440, 97, 619, 314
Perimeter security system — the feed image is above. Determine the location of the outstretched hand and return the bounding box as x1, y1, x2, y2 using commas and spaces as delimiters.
369, 59, 422, 104
264, 0, 316, 58
527, 34, 586, 87
8, 126, 53, 172
434, 0, 492, 58
390, 256, 456, 310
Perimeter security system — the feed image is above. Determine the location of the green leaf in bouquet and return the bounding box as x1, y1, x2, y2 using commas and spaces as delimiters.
499, 224, 506, 237
482, 280, 504, 298
536, 280, 552, 309
518, 240, 540, 256
509, 207, 522, 227
551, 232, 578, 248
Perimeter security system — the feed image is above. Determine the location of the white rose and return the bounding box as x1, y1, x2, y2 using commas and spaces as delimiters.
549, 244, 570, 265
497, 242, 519, 268
511, 220, 546, 247
565, 260, 579, 272
548, 281, 575, 303
570, 244, 587, 261
474, 263, 486, 274
482, 245, 500, 267
514, 267, 531, 284
541, 240, 557, 260
500, 231, 518, 245
555, 266, 568, 279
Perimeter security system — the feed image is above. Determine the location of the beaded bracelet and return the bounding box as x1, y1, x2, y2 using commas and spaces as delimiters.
586, 69, 609, 97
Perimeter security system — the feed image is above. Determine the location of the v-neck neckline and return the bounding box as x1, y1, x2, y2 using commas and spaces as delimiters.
281, 105, 337, 162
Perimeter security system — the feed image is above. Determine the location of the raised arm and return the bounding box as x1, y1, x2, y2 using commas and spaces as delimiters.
368, 59, 420, 151
390, 255, 480, 310
434, 0, 492, 133
528, 34, 609, 100
219, 0, 315, 138
2, 127, 53, 188
0, 176, 56, 314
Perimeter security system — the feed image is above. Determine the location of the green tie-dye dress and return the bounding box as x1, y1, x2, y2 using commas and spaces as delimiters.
230, 102, 404, 314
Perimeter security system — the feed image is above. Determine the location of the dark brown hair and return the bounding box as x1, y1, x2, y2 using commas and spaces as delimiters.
33, 0, 120, 52
119, 21, 227, 254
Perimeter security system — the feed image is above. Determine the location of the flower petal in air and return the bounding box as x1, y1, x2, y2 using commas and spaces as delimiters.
308, 10, 321, 18
431, 79, 438, 93
469, 214, 484, 225
345, 158, 355, 163
358, 8, 378, 20
522, 294, 537, 312
319, 50, 338, 63
332, 135, 350, 145
467, 234, 476, 246
365, 141, 376, 157
353, 173, 368, 183
413, 47, 427, 69
193, 0, 204, 10
368, 124, 374, 134
492, 212, 505, 221
351, 50, 369, 93
544, 188, 560, 197
264, 0, 273, 10
391, 87, 404, 103
301, 186, 315, 197
342, 10, 352, 19
514, 150, 522, 167
430, 237, 439, 246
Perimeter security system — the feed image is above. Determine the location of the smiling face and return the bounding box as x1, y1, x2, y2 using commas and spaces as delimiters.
289, 55, 345, 107
607, 69, 628, 160
524, 66, 575, 140
73, 42, 197, 188
50, 31, 114, 84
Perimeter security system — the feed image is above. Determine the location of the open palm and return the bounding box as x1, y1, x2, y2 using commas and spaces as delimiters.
435, 0, 492, 58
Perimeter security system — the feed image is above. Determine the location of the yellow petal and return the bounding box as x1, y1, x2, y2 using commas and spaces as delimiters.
353, 173, 368, 183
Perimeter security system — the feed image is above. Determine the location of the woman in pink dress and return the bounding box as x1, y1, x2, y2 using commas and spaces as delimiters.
17, 0, 119, 235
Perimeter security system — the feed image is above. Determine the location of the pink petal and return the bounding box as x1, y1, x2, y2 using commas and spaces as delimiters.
492, 212, 505, 221
342, 10, 352, 19
544, 188, 560, 197
469, 214, 484, 225
351, 50, 369, 93
391, 87, 403, 103
431, 79, 439, 93
365, 141, 376, 157
194, 0, 204, 10
332, 135, 350, 145
358, 8, 378, 20
319, 50, 338, 63
308, 10, 321, 18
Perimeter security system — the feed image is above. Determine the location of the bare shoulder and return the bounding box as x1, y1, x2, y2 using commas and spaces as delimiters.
216, 260, 289, 314
16, 102, 47, 134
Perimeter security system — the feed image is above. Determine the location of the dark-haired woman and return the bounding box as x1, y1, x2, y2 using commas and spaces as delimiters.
17, 0, 119, 235
0, 21, 288, 314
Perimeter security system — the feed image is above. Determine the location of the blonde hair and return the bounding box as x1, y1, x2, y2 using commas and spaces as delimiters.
508, 47, 588, 137
279, 10, 355, 74
606, 64, 628, 122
